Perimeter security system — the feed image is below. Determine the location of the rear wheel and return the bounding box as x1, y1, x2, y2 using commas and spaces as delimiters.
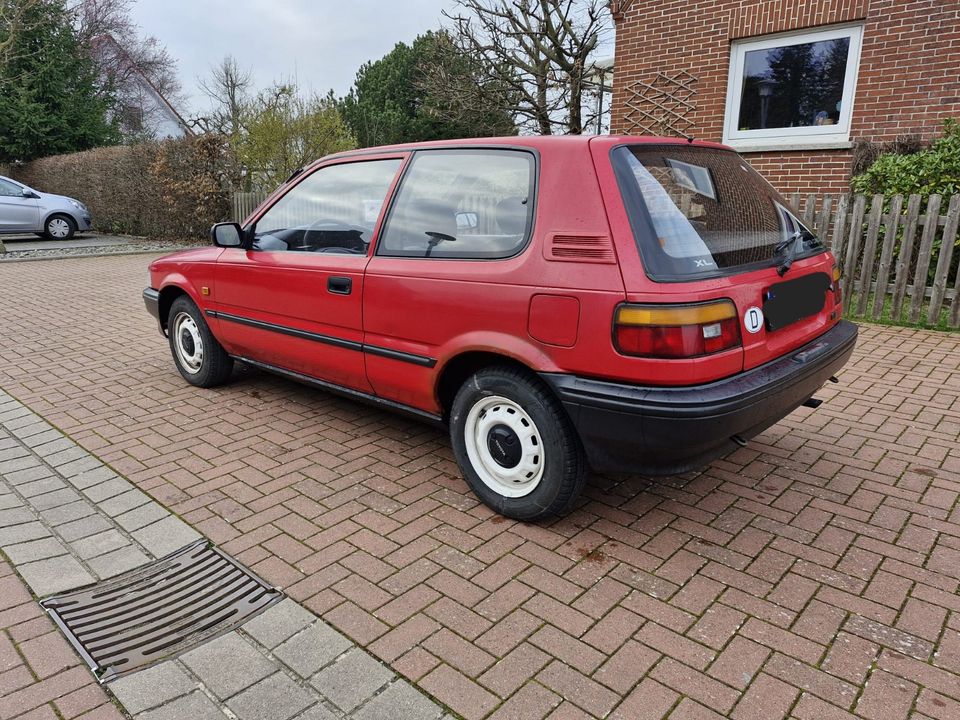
450, 366, 586, 521
44, 214, 75, 240
167, 295, 233, 387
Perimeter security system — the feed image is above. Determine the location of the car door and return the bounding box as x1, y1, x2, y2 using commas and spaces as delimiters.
212, 154, 407, 391
363, 148, 539, 411
0, 178, 39, 232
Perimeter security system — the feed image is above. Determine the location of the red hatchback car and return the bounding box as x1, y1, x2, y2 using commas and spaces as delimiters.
144, 136, 857, 520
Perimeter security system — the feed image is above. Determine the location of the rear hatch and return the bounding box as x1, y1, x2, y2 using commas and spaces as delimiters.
608, 143, 841, 374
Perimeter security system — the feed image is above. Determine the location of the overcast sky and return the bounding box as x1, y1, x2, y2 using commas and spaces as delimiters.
130, 0, 459, 115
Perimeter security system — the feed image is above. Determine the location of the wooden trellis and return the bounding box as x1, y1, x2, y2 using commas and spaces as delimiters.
622, 70, 699, 138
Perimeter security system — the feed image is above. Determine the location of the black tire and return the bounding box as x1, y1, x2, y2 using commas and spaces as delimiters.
167, 295, 233, 387
44, 214, 75, 240
449, 366, 587, 521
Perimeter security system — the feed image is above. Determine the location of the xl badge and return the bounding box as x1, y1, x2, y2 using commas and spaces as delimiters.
744, 306, 764, 334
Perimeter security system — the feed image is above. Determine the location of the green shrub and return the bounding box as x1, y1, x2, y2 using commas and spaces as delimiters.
11, 136, 232, 239
851, 118, 960, 197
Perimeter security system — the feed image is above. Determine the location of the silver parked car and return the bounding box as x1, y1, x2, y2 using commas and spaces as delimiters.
0, 175, 92, 240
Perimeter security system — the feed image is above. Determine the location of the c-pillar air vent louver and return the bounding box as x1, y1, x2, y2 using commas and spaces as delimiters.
545, 234, 616, 264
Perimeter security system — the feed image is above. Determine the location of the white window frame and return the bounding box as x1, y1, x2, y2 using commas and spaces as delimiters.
723, 24, 864, 152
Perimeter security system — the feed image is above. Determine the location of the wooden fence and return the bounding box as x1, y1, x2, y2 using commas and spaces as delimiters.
229, 189, 960, 330
788, 192, 960, 329
232, 191, 269, 223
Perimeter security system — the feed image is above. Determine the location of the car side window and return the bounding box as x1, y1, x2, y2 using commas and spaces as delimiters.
252, 159, 402, 254
0, 178, 22, 196
377, 150, 534, 259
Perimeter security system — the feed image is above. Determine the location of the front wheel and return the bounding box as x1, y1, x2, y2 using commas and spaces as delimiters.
44, 214, 75, 240
449, 366, 586, 521
167, 295, 233, 387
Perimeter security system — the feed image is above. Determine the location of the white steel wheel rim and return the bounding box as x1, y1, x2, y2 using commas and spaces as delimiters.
48, 218, 71, 238
173, 312, 204, 374
464, 395, 545, 498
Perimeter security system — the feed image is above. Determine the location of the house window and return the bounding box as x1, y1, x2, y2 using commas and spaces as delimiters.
723, 24, 863, 150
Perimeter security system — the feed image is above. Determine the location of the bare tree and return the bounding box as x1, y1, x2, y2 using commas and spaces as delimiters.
425, 0, 609, 135
192, 55, 253, 136
70, 0, 185, 137
0, 0, 39, 85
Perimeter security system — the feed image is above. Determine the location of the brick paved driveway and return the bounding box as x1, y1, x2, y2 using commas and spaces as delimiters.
2, 254, 960, 720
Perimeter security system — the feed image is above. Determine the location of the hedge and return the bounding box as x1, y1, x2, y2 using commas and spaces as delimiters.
10, 135, 232, 239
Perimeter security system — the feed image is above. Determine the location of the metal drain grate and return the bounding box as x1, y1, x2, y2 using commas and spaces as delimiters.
41, 539, 282, 682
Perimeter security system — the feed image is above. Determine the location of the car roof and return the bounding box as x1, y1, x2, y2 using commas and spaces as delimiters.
308, 134, 734, 169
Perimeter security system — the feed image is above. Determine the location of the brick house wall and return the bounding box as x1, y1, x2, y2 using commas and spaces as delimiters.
609, 0, 960, 196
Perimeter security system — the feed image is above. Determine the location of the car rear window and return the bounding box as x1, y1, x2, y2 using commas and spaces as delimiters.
612, 145, 824, 281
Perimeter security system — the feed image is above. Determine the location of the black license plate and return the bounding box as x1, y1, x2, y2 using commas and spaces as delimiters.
763, 272, 831, 332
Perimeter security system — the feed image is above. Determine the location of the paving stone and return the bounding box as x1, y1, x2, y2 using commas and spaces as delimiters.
0, 492, 21, 509
273, 622, 353, 678
18, 477, 67, 498
87, 545, 150, 578
138, 690, 227, 720
82, 477, 132, 503
181, 632, 276, 700
3, 537, 71, 564
242, 598, 316, 649
30, 437, 74, 456
108, 661, 196, 714
114, 503, 169, 532
0, 506, 35, 526
68, 466, 119, 490
30, 487, 82, 511
132, 515, 200, 557
3, 464, 52, 485
39, 500, 96, 525
72, 529, 130, 560
44, 446, 89, 467
99, 489, 151, 517
0, 455, 41, 474
291, 705, 337, 720
56, 514, 113, 542
0, 404, 29, 420
310, 648, 392, 712
226, 672, 315, 720
55, 455, 104, 479
21, 429, 65, 448
8, 419, 52, 439
18, 554, 94, 596
0, 521, 50, 547
0, 446, 28, 461
352, 680, 442, 720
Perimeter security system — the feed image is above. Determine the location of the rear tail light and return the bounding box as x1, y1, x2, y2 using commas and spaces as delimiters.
614, 301, 742, 358
832, 265, 842, 305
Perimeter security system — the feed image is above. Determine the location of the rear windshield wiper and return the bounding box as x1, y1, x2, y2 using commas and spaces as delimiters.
774, 228, 818, 277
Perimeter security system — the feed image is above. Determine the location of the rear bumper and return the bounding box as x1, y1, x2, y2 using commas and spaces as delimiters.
540, 320, 858, 475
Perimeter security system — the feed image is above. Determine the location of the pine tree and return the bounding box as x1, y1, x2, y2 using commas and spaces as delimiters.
0, 0, 119, 163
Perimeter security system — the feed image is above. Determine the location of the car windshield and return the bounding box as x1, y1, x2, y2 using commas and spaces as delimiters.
612, 145, 823, 281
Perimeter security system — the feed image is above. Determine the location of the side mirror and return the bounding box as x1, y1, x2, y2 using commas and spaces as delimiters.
211, 222, 243, 248
21, 188, 38, 199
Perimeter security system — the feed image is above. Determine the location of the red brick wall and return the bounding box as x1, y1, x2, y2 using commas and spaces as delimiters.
609, 0, 960, 196
748, 149, 854, 196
